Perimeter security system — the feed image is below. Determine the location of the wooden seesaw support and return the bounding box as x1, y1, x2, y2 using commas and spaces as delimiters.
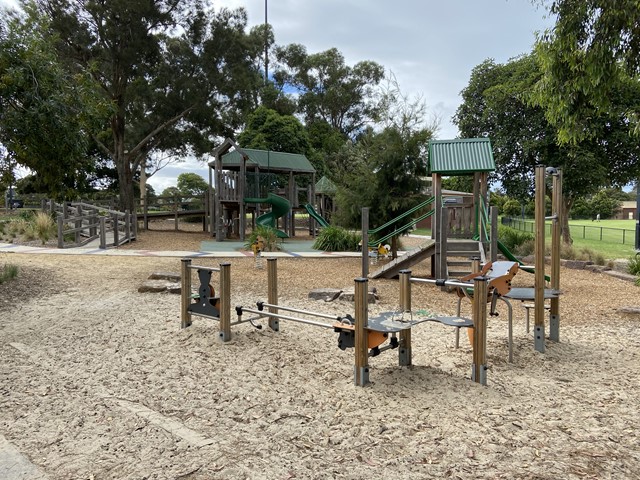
180, 258, 231, 341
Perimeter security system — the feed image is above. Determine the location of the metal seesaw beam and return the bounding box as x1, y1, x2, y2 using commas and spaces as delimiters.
237, 307, 336, 330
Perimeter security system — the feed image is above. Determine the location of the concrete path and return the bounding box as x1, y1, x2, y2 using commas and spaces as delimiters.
0, 242, 362, 258
0, 434, 49, 480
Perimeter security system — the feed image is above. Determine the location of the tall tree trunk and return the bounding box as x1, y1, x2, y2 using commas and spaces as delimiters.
112, 109, 135, 212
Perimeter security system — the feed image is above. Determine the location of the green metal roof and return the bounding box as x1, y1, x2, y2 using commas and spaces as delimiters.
315, 176, 337, 195
428, 138, 495, 175
221, 148, 316, 174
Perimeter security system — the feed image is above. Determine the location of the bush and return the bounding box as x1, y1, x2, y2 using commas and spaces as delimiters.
245, 225, 279, 252
313, 226, 360, 252
628, 253, 640, 276
33, 211, 56, 245
498, 224, 534, 251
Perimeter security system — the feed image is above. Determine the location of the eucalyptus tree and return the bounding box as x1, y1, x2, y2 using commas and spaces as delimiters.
534, 0, 640, 142
273, 45, 385, 138
29, 0, 265, 211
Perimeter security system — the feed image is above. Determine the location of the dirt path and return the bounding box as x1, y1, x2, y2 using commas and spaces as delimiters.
1, 246, 640, 479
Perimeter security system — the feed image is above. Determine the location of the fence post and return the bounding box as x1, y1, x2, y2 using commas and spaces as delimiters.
75, 204, 82, 245
125, 212, 131, 244
99, 216, 107, 249
57, 216, 64, 248
132, 212, 138, 240
112, 213, 119, 246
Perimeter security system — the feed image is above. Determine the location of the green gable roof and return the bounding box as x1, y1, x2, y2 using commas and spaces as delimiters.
221, 148, 315, 174
428, 138, 495, 176
315, 176, 337, 195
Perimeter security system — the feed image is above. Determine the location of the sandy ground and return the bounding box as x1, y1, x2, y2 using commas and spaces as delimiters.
1, 226, 640, 479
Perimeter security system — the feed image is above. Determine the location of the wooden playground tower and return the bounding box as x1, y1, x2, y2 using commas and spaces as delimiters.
208, 138, 316, 241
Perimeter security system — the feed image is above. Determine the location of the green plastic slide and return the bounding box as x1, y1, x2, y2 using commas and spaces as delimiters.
304, 203, 330, 228
244, 193, 291, 238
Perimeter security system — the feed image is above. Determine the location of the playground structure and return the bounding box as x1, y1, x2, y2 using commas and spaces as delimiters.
208, 138, 317, 241
193, 257, 494, 387
363, 159, 563, 355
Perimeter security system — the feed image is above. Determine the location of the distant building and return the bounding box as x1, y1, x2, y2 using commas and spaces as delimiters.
614, 201, 637, 220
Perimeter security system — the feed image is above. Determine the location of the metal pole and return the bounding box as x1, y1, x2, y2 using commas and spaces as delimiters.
534, 166, 546, 353
181, 259, 192, 329
636, 182, 640, 250
550, 170, 562, 342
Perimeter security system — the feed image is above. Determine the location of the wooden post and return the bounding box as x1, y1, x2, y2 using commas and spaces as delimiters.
267, 258, 279, 332
471, 275, 489, 385
57, 216, 64, 249
399, 270, 412, 366
432, 173, 443, 278
75, 204, 82, 244
550, 170, 562, 342
361, 208, 369, 278
99, 216, 106, 249
181, 259, 192, 328
354, 277, 369, 387
239, 156, 246, 242
112, 213, 119, 246
534, 166, 546, 353
219, 262, 231, 342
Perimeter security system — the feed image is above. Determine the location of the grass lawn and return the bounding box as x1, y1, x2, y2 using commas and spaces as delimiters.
413, 220, 638, 261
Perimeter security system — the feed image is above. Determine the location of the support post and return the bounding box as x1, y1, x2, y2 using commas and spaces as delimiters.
99, 216, 106, 249
181, 259, 192, 328
550, 170, 562, 342
267, 258, 279, 332
57, 216, 64, 248
354, 277, 370, 387
399, 270, 412, 366
471, 275, 489, 385
361, 208, 369, 278
219, 262, 231, 342
534, 166, 546, 353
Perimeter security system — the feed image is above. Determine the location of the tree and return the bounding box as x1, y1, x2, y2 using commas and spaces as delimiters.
29, 0, 265, 212
237, 106, 312, 156
273, 45, 385, 137
454, 54, 640, 243
177, 173, 208, 197
0, 6, 107, 199
534, 0, 640, 142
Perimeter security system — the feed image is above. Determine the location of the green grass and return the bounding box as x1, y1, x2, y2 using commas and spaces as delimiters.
0, 263, 18, 284
413, 221, 636, 260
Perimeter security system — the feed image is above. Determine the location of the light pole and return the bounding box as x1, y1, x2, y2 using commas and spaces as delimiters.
264, 0, 268, 85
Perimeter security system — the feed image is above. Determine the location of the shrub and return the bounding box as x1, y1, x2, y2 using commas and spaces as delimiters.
498, 224, 534, 251
245, 225, 279, 252
33, 211, 56, 245
628, 253, 640, 276
313, 226, 360, 252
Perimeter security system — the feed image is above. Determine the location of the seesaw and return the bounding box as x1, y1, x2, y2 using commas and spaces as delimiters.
232, 258, 494, 387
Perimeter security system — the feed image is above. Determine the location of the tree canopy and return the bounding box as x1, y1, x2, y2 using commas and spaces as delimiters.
273, 45, 385, 138
7, 0, 266, 211
454, 54, 640, 242
534, 0, 640, 142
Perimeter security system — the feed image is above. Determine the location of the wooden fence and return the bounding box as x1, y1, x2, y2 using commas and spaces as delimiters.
44, 200, 136, 249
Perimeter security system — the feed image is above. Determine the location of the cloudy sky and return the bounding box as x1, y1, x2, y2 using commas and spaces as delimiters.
1, 0, 555, 193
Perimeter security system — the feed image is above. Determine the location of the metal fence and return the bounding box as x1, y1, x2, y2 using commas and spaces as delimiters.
502, 217, 636, 246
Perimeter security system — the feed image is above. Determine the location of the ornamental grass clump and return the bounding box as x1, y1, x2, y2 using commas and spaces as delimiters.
313, 226, 360, 252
